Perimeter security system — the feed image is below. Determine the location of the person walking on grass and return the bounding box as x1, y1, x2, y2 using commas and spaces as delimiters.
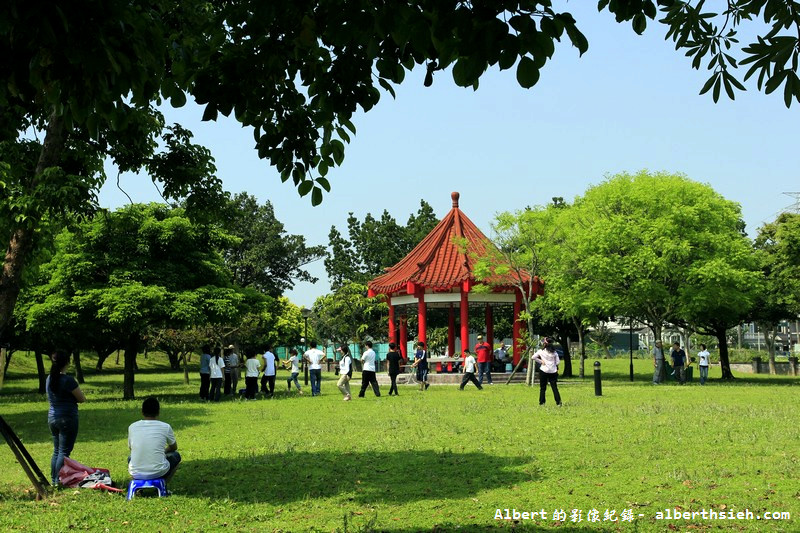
475, 335, 493, 385
411, 341, 429, 391
532, 337, 561, 406
670, 342, 687, 385
337, 346, 354, 401
386, 342, 403, 396
199, 345, 212, 400
652, 340, 665, 384
244, 350, 260, 400
208, 347, 225, 402
459, 349, 483, 391
358, 341, 381, 397
261, 345, 277, 398
304, 341, 326, 396
697, 344, 710, 385
47, 350, 86, 486
128, 397, 181, 486
284, 348, 303, 394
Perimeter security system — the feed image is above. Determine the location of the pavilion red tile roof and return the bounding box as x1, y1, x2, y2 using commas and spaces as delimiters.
368, 192, 543, 296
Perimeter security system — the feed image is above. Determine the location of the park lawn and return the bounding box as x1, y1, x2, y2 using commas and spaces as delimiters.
0, 354, 799, 532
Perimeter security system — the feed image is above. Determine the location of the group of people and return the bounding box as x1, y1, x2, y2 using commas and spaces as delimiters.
46, 351, 181, 489
652, 340, 711, 385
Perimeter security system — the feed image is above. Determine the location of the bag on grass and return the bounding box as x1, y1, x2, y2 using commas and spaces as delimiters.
59, 457, 123, 492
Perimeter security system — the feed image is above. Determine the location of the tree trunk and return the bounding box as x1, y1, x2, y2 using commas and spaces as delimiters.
166, 349, 180, 370
0, 114, 66, 337
115, 349, 121, 365
95, 348, 115, 372
525, 349, 534, 386
0, 347, 6, 390
123, 337, 139, 400
574, 321, 585, 379
737, 323, 742, 349
767, 328, 777, 375
180, 352, 190, 385
72, 349, 85, 384
3, 348, 12, 378
716, 328, 734, 380
559, 332, 573, 377
35, 350, 46, 393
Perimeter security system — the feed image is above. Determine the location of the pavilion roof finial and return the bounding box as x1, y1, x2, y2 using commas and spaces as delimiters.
451, 191, 460, 208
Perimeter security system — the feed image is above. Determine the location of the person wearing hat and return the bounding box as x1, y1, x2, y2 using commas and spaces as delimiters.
223, 345, 240, 396
532, 337, 562, 406
474, 335, 493, 385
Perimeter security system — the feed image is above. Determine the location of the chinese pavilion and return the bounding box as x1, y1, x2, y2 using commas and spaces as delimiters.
367, 192, 543, 365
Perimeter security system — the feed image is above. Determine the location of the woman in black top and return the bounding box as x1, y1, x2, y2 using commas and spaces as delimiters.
386, 342, 403, 396
47, 350, 86, 486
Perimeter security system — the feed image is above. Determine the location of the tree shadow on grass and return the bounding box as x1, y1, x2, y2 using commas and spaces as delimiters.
177, 450, 540, 505
0, 404, 207, 446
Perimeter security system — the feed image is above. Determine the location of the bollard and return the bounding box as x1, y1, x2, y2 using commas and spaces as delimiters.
594, 361, 602, 396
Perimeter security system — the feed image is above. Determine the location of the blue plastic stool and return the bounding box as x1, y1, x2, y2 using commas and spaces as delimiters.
127, 478, 167, 500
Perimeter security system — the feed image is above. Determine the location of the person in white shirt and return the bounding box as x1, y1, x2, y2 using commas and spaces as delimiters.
532, 337, 562, 406
244, 350, 261, 400
459, 349, 483, 390
260, 346, 278, 398
208, 347, 226, 402
283, 348, 303, 394
358, 341, 381, 397
303, 341, 326, 396
697, 343, 711, 385
128, 397, 181, 484
337, 346, 354, 401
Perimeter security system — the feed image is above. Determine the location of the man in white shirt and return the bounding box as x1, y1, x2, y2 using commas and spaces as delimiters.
128, 397, 181, 483
697, 343, 711, 385
261, 345, 277, 398
459, 349, 483, 390
303, 341, 326, 396
284, 348, 303, 394
358, 341, 381, 397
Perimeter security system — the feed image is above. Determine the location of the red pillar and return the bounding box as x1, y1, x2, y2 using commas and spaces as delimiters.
513, 292, 522, 365
460, 286, 469, 356
486, 304, 494, 349
399, 316, 408, 360
417, 291, 427, 346
388, 301, 396, 346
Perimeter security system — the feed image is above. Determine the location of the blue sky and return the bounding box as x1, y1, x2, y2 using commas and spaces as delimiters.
98, 5, 799, 308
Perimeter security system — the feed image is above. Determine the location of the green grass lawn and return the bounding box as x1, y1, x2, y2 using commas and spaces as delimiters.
1, 353, 799, 532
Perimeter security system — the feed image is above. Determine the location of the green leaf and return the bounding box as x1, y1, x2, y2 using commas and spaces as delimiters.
202, 103, 218, 122
330, 139, 345, 166
699, 74, 717, 95
378, 78, 396, 98
170, 90, 187, 108
316, 177, 331, 192
632, 13, 647, 35
516, 56, 540, 89
311, 186, 323, 206
298, 180, 313, 197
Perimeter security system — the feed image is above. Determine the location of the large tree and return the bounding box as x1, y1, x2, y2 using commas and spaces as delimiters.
325, 200, 438, 289
24, 203, 250, 399
3, 0, 799, 340
753, 213, 800, 373
569, 171, 760, 379
220, 192, 325, 297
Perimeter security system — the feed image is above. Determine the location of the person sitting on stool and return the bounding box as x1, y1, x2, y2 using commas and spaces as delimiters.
128, 397, 181, 485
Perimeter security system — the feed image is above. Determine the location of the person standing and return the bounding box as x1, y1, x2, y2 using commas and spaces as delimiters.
532, 338, 562, 406
47, 350, 86, 486
128, 397, 181, 484
304, 341, 326, 396
244, 350, 261, 400
459, 349, 483, 390
697, 344, 710, 385
199, 345, 212, 400
386, 342, 403, 396
358, 341, 381, 397
284, 348, 303, 394
652, 340, 665, 384
261, 345, 277, 398
411, 341, 429, 391
337, 346, 354, 401
208, 347, 225, 402
670, 342, 687, 385
475, 334, 493, 385
223, 345, 240, 396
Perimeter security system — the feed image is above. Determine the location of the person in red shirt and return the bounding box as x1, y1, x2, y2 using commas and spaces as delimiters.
474, 335, 493, 385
